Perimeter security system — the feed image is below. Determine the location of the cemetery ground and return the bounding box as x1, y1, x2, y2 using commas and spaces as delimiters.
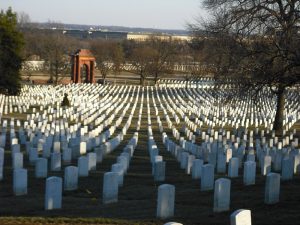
21, 71, 187, 85
0, 84, 299, 225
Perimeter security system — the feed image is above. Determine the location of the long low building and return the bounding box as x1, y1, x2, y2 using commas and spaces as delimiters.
62, 29, 191, 42
64, 30, 128, 40
127, 33, 191, 42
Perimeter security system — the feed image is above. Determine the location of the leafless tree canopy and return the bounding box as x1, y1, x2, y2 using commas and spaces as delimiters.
90, 40, 124, 83
198, 0, 300, 87
127, 38, 178, 85
189, 0, 300, 131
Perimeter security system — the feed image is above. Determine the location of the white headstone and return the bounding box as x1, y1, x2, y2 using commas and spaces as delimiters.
64, 166, 78, 191
228, 157, 239, 178
154, 161, 166, 182
261, 156, 271, 175
13, 168, 27, 196
230, 209, 252, 225
11, 138, 18, 145
191, 159, 203, 179
12, 152, 23, 169
213, 178, 231, 212
87, 152, 97, 171
117, 155, 129, 173
164, 223, 183, 225
180, 152, 189, 169
186, 154, 195, 175
217, 153, 227, 173
264, 173, 280, 204
226, 148, 232, 163
151, 147, 159, 164
246, 154, 255, 162
201, 164, 214, 191
11, 144, 20, 155
80, 142, 86, 155
62, 148, 72, 164
111, 163, 124, 187
45, 176, 62, 210
102, 172, 119, 204
51, 152, 61, 171
275, 152, 284, 171
35, 158, 48, 178
281, 158, 293, 181
42, 144, 51, 158
103, 142, 111, 154
243, 161, 256, 185
157, 184, 175, 219
29, 148, 38, 164
94, 147, 103, 163
293, 154, 300, 174
53, 141, 60, 153
78, 156, 89, 177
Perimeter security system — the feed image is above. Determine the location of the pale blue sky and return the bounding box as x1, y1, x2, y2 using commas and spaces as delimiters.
1, 0, 206, 30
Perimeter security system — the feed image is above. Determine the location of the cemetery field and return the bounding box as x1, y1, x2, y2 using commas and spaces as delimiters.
0, 82, 299, 225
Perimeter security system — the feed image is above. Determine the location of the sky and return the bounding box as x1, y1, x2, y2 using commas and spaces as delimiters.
1, 0, 207, 30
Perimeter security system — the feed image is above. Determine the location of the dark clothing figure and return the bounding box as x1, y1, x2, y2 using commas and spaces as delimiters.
61, 93, 70, 107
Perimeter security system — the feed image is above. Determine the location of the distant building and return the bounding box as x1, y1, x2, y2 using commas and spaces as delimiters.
172, 35, 192, 41
89, 31, 128, 40
127, 33, 168, 41
63, 29, 128, 40
63, 29, 191, 42
63, 29, 89, 39
127, 33, 191, 42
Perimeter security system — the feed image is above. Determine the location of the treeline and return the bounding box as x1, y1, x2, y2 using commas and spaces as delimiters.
21, 27, 208, 85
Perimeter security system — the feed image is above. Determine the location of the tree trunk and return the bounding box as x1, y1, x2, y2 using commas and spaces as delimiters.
55, 74, 58, 85
49, 63, 54, 83
102, 74, 107, 85
273, 86, 285, 134
154, 73, 158, 85
55, 62, 59, 85
140, 75, 145, 86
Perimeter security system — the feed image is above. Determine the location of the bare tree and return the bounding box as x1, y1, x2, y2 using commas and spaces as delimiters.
111, 43, 124, 75
172, 42, 208, 88
126, 39, 178, 85
190, 0, 300, 132
90, 40, 124, 84
90, 40, 111, 83
129, 45, 157, 86
41, 32, 76, 84
17, 12, 31, 29
146, 38, 177, 84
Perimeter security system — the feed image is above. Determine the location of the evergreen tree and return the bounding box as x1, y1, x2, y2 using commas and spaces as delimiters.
0, 7, 24, 95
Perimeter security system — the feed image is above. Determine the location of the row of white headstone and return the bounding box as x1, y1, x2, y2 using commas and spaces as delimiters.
147, 93, 166, 182
150, 85, 298, 181
0, 85, 147, 209
102, 91, 144, 204
143, 88, 285, 213
0, 83, 298, 223
102, 132, 139, 204
45, 87, 142, 209
159, 79, 299, 128
153, 83, 299, 135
